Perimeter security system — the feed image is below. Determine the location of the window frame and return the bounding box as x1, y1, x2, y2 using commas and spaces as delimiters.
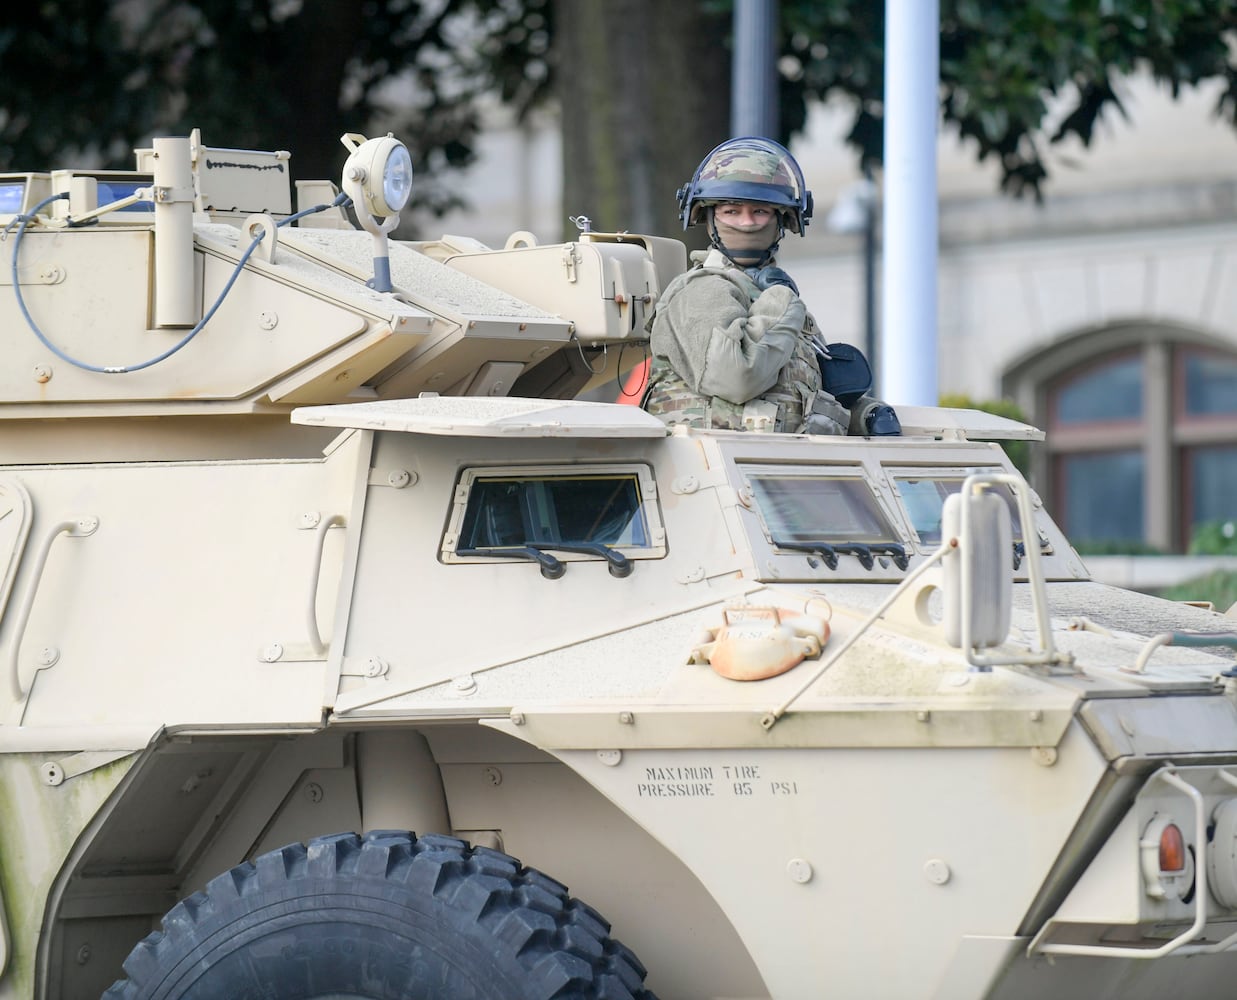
440, 463, 666, 565
887, 466, 1029, 552
1012, 334, 1237, 551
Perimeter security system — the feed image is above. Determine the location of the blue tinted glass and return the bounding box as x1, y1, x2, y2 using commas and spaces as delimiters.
747, 474, 898, 544
1061, 451, 1143, 543
1184, 352, 1237, 416
0, 182, 26, 214
1056, 356, 1143, 424
1192, 446, 1237, 525
896, 476, 1023, 544
97, 181, 154, 212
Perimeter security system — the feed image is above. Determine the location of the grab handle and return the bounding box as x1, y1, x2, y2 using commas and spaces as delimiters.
306, 515, 346, 656
6, 516, 98, 702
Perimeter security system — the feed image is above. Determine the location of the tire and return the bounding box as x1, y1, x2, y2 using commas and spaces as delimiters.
101, 830, 658, 1000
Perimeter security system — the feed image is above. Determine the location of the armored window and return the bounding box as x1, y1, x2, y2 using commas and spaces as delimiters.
893, 472, 1025, 547
738, 465, 909, 574
443, 465, 664, 565
745, 471, 895, 545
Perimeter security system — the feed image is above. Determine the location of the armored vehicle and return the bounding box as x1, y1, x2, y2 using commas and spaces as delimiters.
1, 130, 1237, 1000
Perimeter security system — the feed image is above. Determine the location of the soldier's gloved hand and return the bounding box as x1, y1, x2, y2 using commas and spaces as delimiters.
748, 266, 799, 296
802, 390, 848, 436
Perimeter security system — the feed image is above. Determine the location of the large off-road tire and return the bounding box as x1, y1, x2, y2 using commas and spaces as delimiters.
102, 830, 657, 1000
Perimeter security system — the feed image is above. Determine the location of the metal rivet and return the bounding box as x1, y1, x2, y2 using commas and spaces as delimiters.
618, 712, 634, 725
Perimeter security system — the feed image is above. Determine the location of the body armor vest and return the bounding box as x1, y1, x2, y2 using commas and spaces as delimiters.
643, 264, 824, 433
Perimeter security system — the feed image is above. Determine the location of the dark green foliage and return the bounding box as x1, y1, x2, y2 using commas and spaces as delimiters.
3, 0, 1235, 219
0, 0, 502, 216
747, 0, 1237, 198
938, 392, 1032, 475
1157, 570, 1237, 611
1188, 520, 1237, 555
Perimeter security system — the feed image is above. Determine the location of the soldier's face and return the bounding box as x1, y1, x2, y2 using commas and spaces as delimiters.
715, 202, 778, 231
711, 202, 781, 259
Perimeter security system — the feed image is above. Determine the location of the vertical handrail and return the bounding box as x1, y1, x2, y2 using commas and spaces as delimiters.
306, 515, 346, 656
5, 517, 97, 702
960, 473, 1067, 671
0, 478, 33, 628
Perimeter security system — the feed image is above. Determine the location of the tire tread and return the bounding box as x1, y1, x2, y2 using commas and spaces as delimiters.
103, 830, 658, 999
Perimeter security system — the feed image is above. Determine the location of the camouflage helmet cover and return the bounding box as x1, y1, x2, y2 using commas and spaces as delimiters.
677, 136, 814, 235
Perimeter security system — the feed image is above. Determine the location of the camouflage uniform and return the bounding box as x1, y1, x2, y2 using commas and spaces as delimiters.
643, 249, 848, 434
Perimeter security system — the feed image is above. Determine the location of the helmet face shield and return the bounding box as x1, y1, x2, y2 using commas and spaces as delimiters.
677, 137, 813, 234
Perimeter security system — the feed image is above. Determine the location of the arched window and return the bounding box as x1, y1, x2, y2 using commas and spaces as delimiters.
1029, 337, 1237, 552
1179, 347, 1237, 535
1048, 351, 1145, 546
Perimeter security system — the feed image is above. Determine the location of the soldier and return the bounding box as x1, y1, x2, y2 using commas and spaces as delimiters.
642, 136, 899, 435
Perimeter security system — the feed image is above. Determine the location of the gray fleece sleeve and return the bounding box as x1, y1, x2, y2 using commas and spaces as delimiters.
663, 277, 805, 403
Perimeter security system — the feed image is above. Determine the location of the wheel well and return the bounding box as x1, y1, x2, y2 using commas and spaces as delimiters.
44, 724, 768, 999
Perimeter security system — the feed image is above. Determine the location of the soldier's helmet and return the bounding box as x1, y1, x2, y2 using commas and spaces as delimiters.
677, 137, 814, 235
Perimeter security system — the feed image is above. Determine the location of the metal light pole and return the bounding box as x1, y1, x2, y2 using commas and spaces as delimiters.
860, 165, 877, 375
881, 0, 940, 405
825, 171, 878, 371
731, 0, 778, 138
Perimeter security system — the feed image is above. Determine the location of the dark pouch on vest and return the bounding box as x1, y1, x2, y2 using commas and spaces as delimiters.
812, 340, 873, 408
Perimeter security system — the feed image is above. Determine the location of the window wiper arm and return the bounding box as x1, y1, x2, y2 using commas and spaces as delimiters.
770, 540, 839, 570
832, 543, 875, 570
457, 545, 565, 579
774, 540, 908, 571
866, 543, 909, 570
529, 541, 633, 578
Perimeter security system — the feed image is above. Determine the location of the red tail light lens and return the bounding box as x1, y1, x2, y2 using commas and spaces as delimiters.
1159, 823, 1186, 873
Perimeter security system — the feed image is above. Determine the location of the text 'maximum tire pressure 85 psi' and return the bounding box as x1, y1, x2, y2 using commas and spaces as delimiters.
101, 830, 658, 999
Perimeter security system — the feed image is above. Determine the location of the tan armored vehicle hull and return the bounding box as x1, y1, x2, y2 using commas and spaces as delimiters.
1, 133, 1237, 1000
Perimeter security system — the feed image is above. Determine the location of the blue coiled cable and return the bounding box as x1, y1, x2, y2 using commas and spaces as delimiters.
6, 190, 352, 374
